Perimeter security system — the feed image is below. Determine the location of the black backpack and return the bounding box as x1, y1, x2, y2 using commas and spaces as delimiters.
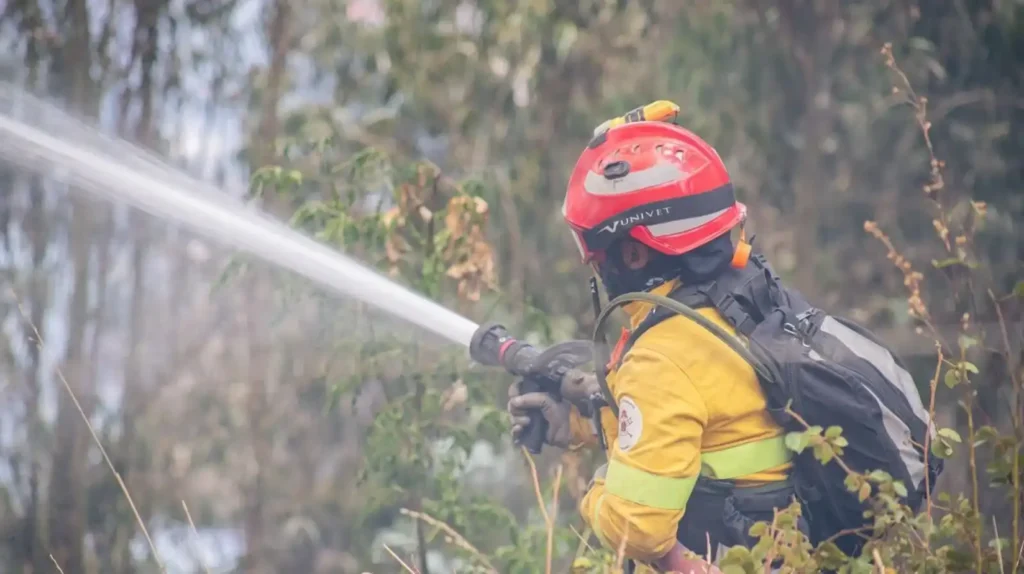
602, 253, 943, 556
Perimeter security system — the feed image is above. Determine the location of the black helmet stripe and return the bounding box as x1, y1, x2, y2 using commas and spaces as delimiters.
579, 183, 736, 251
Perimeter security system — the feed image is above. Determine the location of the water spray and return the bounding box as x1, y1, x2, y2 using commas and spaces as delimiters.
0, 84, 591, 453
0, 84, 478, 347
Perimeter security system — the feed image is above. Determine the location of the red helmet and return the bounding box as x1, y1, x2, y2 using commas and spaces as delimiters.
562, 121, 745, 263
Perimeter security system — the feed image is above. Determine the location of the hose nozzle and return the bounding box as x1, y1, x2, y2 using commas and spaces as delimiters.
470, 322, 595, 454
469, 321, 538, 375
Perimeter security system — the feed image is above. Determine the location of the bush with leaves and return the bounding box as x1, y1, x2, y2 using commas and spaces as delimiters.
237, 136, 617, 573
235, 44, 1021, 574
693, 44, 1022, 574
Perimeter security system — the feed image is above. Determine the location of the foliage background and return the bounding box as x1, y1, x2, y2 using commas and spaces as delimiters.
0, 0, 1020, 572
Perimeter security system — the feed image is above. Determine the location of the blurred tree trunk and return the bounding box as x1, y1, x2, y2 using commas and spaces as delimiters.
253, 0, 291, 167
48, 196, 94, 574
243, 2, 292, 572
104, 4, 164, 570
775, 0, 839, 302
86, 207, 122, 574
23, 183, 49, 574
46, 0, 100, 570
132, 0, 163, 145
108, 221, 148, 574
6, 2, 53, 572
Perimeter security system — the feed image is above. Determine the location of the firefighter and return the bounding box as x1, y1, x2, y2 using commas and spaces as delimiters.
508, 102, 800, 572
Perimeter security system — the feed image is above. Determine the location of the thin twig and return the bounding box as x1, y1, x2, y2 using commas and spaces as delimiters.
923, 345, 943, 535
872, 548, 887, 574
763, 511, 780, 574
570, 523, 595, 558
383, 543, 419, 574
399, 508, 498, 574
182, 501, 212, 574
961, 334, 984, 574
994, 516, 1006, 574
522, 447, 551, 526
49, 555, 66, 574
822, 525, 875, 545
546, 464, 564, 574
990, 290, 1022, 566
14, 294, 164, 571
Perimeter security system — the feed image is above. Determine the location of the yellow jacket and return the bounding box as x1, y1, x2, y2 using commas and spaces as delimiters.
573, 280, 792, 563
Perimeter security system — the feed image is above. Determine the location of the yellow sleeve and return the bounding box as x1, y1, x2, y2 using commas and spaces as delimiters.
568, 405, 597, 449
579, 345, 708, 562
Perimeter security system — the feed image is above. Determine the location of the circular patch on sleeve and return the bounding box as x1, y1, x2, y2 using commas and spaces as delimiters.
616, 396, 643, 452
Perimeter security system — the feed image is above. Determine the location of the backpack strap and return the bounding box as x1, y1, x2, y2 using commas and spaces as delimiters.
690, 279, 760, 337
618, 287, 709, 365
615, 254, 780, 370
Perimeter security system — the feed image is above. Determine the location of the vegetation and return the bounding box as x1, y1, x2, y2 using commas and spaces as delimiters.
0, 1, 1020, 573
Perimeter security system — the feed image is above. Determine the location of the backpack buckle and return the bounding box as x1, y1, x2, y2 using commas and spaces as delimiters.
706, 287, 757, 335
796, 308, 821, 337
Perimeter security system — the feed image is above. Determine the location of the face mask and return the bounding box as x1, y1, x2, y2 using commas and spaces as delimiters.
596, 249, 674, 299
595, 234, 735, 298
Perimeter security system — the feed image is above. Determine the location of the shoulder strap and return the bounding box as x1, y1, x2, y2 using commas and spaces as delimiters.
692, 254, 782, 335
615, 254, 781, 369
620, 287, 709, 359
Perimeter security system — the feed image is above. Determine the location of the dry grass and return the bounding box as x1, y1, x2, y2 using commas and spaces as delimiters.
383, 543, 419, 574
182, 500, 212, 574
522, 447, 564, 574
13, 293, 165, 572
398, 508, 499, 574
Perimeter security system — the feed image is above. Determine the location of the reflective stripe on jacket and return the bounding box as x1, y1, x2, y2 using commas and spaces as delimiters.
573, 279, 793, 562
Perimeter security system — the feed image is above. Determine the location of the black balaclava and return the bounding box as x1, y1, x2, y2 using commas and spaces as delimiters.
597, 233, 735, 299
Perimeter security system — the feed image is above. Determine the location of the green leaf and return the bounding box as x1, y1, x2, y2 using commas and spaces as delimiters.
962, 361, 979, 374
932, 257, 965, 269
931, 440, 955, 459
825, 425, 844, 439
858, 482, 872, 502
719, 545, 752, 567
814, 442, 836, 464
937, 427, 962, 443
893, 481, 908, 498
868, 470, 890, 482
989, 537, 1010, 551
1013, 281, 1024, 298
976, 425, 1000, 442
785, 431, 810, 454
944, 369, 960, 388
845, 474, 861, 492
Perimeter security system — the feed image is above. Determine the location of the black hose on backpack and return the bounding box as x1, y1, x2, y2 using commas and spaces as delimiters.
591, 291, 776, 415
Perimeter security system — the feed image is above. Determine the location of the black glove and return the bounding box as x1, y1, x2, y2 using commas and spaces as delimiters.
559, 368, 601, 415
507, 380, 573, 449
